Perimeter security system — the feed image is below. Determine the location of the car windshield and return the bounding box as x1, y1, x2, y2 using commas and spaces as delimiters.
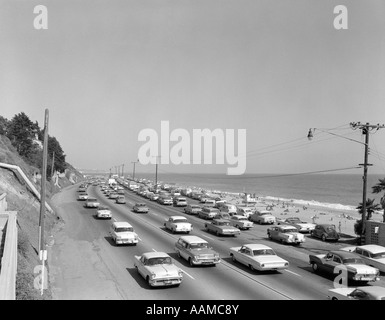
99, 206, 109, 210
191, 205, 200, 208
116, 227, 133, 232
174, 219, 187, 223
218, 221, 230, 226
325, 226, 336, 232
253, 249, 276, 256
288, 218, 301, 223
343, 258, 366, 264
283, 228, 297, 233
190, 242, 208, 249
371, 251, 385, 259
146, 257, 172, 266
238, 217, 248, 221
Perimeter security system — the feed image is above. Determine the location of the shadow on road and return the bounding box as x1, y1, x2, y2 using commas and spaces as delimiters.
221, 257, 285, 276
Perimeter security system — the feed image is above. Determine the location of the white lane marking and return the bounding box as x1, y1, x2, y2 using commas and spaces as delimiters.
152, 248, 157, 252
180, 269, 195, 280
112, 217, 117, 222
284, 269, 302, 277
137, 236, 142, 241
152, 212, 158, 216
200, 233, 215, 241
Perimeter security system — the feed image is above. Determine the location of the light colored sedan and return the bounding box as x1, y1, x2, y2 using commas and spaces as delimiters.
267, 225, 305, 245
341, 244, 385, 273
134, 252, 183, 287
277, 217, 316, 233
229, 244, 289, 272
78, 192, 89, 201
109, 221, 139, 245
96, 206, 112, 219
164, 216, 193, 234
184, 204, 201, 215
328, 286, 385, 300
229, 215, 253, 230
249, 211, 276, 225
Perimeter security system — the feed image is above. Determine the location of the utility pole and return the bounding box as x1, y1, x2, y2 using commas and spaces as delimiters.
350, 122, 385, 244
51, 151, 55, 177
131, 160, 138, 181
154, 156, 161, 188
38, 109, 49, 295
122, 164, 124, 178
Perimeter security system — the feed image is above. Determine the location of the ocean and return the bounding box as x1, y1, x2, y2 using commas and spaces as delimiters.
125, 172, 385, 212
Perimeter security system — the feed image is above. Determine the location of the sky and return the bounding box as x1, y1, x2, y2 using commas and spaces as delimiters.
1, 0, 385, 176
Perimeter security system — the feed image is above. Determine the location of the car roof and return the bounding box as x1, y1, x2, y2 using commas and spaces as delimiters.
279, 225, 298, 230
329, 250, 362, 259
213, 219, 229, 223
232, 215, 247, 219
242, 244, 272, 250
256, 210, 272, 214
179, 235, 208, 244
170, 216, 187, 220
359, 245, 385, 253
113, 221, 133, 228
142, 252, 171, 259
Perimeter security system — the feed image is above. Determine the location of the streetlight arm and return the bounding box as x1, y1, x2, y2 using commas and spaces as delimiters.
307, 128, 367, 146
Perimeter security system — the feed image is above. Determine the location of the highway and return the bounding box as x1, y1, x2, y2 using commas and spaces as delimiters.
48, 182, 384, 300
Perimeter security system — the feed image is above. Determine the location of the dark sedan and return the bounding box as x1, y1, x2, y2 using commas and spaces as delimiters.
310, 224, 339, 242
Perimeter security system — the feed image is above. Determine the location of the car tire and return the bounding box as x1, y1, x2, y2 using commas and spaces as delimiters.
177, 251, 181, 258
216, 231, 220, 237
331, 297, 338, 300
231, 254, 236, 262
189, 258, 194, 267
268, 233, 272, 240
250, 265, 256, 272
321, 234, 326, 242
311, 263, 319, 273
146, 276, 151, 287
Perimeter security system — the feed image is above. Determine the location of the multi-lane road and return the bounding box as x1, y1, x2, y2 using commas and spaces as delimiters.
48, 182, 384, 300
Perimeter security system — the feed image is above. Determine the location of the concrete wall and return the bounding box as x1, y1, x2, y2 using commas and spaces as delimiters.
0, 212, 17, 300
0, 193, 7, 212
365, 220, 385, 246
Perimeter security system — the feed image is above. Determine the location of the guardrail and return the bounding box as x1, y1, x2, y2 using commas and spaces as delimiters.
0, 193, 7, 212
0, 211, 18, 300
0, 162, 53, 214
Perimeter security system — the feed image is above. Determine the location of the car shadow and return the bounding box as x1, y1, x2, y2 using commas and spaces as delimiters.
126, 267, 154, 290
92, 214, 112, 221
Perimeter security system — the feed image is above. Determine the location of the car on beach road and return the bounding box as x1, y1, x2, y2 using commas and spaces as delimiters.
309, 250, 380, 283
115, 195, 126, 204
78, 192, 89, 201
236, 207, 253, 219
175, 235, 220, 266
184, 204, 201, 215
164, 216, 193, 234
134, 252, 183, 287
198, 207, 220, 220
205, 219, 241, 237
229, 244, 289, 272
267, 225, 305, 245
84, 197, 100, 208
109, 221, 139, 245
310, 224, 340, 242
96, 206, 112, 219
327, 286, 385, 300
108, 192, 119, 199
229, 215, 253, 230
277, 217, 316, 233
133, 203, 149, 213
249, 210, 276, 225
340, 244, 385, 273
173, 197, 188, 207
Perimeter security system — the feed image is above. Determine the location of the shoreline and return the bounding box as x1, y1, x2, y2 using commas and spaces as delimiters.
155, 180, 384, 238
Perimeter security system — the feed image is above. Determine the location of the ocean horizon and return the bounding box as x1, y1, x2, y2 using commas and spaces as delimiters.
84, 171, 385, 213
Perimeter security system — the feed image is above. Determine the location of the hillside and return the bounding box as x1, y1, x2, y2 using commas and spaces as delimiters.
0, 134, 84, 299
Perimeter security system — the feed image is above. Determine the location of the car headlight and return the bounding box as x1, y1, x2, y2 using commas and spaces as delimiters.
284, 262, 289, 266
150, 273, 156, 280
178, 270, 183, 277
261, 264, 265, 267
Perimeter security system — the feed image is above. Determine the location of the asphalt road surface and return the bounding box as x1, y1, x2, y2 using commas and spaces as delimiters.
48, 183, 384, 300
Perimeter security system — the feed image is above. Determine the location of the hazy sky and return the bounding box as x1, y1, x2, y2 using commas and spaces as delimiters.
1, 0, 384, 176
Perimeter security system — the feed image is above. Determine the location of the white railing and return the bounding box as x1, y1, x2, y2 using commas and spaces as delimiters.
0, 162, 53, 213
0, 211, 18, 300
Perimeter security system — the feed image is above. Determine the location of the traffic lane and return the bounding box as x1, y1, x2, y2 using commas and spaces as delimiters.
95, 188, 292, 299
54, 185, 198, 300
98, 189, 330, 299
118, 189, 354, 296
50, 185, 134, 299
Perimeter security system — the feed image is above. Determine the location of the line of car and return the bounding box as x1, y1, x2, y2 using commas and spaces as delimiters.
78, 179, 385, 298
